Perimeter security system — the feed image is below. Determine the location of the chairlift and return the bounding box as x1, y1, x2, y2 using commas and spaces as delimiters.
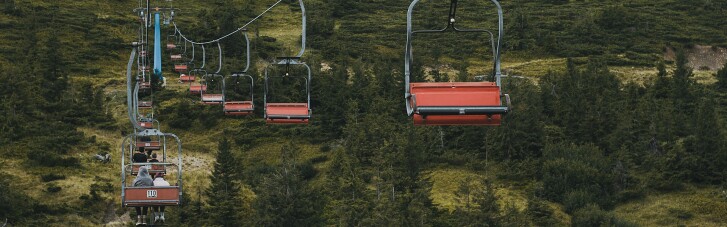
121, 130, 182, 208
223, 31, 254, 116
264, 57, 312, 124
404, 0, 510, 126
224, 73, 254, 116
200, 74, 224, 105
188, 69, 208, 95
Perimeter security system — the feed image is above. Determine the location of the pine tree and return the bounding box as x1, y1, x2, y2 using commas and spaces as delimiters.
716, 62, 727, 91
323, 148, 370, 226
691, 98, 725, 182
254, 142, 323, 226
205, 138, 246, 227
652, 61, 670, 99
487, 78, 544, 161
471, 179, 501, 226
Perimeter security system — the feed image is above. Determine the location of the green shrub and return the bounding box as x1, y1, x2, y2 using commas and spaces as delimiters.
41, 173, 66, 182
564, 190, 597, 213
46, 183, 62, 193
571, 204, 636, 227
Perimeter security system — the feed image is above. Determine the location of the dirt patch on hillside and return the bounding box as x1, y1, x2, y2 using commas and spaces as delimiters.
664, 45, 727, 71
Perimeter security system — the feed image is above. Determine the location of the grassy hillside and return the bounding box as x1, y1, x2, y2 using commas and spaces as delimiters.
1, 0, 727, 226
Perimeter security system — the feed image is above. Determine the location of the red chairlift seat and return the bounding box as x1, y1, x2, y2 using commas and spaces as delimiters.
265, 103, 310, 124
166, 43, 176, 50
201, 94, 224, 104
171, 54, 182, 61
123, 186, 180, 207
138, 101, 153, 109
139, 82, 151, 90
130, 164, 167, 176
410, 82, 507, 125
174, 64, 188, 73
224, 101, 254, 116
189, 85, 207, 94
136, 140, 161, 150
179, 74, 195, 83
139, 121, 154, 129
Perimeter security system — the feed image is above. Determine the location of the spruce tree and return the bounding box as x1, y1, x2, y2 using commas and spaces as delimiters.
254, 142, 323, 226
716, 62, 727, 91
205, 138, 245, 227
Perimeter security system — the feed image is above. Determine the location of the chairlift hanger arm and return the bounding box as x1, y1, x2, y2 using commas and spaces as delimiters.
127, 44, 146, 132
241, 31, 251, 73
215, 42, 223, 74
200, 44, 206, 69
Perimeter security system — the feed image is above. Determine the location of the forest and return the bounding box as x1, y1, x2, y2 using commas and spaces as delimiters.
1, 0, 727, 226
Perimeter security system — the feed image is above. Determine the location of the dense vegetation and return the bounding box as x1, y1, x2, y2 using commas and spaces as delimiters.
1, 0, 727, 226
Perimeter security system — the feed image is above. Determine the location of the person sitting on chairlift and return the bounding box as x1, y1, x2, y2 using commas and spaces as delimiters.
133, 167, 154, 225
152, 173, 170, 223
148, 153, 159, 163
133, 148, 147, 163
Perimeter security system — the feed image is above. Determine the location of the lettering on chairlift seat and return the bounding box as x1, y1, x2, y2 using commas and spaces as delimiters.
145, 143, 151, 146
147, 190, 158, 198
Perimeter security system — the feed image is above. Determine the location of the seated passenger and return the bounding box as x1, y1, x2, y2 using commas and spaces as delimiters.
133, 167, 154, 226
132, 148, 147, 163
152, 173, 170, 223
148, 153, 159, 163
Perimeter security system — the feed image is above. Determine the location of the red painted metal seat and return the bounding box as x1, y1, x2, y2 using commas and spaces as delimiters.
224, 101, 254, 116
136, 140, 161, 150
201, 94, 224, 104
171, 54, 182, 61
123, 186, 180, 207
174, 64, 188, 73
138, 101, 153, 109
265, 103, 310, 124
130, 164, 167, 176
138, 121, 154, 129
189, 85, 207, 94
139, 82, 151, 90
179, 74, 195, 83
409, 82, 506, 125
166, 43, 176, 50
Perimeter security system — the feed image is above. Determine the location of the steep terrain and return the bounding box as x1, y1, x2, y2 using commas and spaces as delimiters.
1, 0, 727, 226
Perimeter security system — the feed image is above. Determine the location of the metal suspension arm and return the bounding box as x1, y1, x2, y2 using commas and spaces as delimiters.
215, 42, 223, 74
127, 44, 145, 132
296, 0, 307, 58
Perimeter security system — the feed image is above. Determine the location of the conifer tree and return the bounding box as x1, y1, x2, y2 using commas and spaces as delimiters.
716, 62, 727, 91
205, 138, 246, 227
254, 142, 323, 226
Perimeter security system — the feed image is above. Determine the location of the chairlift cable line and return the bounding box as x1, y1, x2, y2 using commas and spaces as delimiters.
172, 0, 284, 45
172, 0, 307, 58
